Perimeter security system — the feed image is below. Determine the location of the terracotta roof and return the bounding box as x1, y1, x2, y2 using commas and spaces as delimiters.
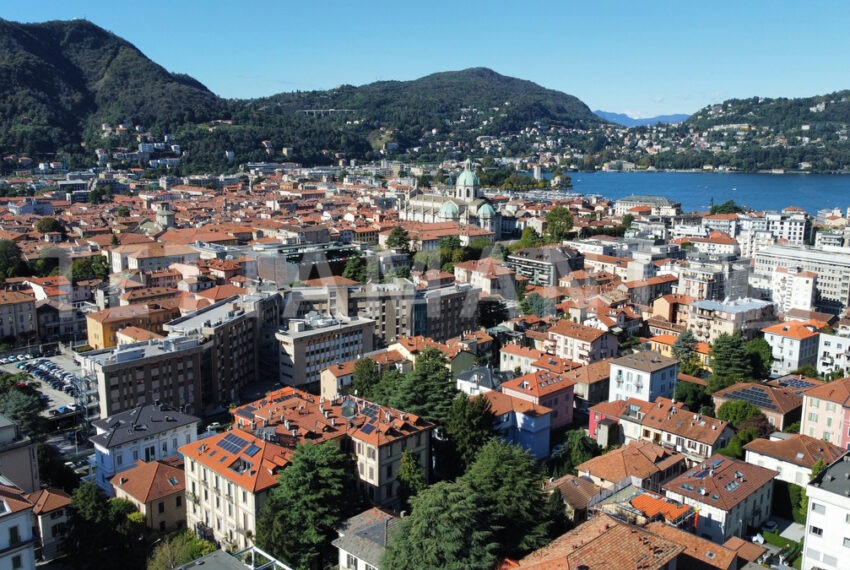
26, 487, 71, 515
0, 484, 32, 515
559, 358, 613, 386
630, 492, 691, 523
302, 275, 360, 287
578, 440, 686, 484
481, 390, 552, 418
111, 460, 185, 503
762, 320, 820, 341
544, 475, 601, 511
663, 454, 777, 511
548, 319, 608, 343
647, 522, 737, 569
196, 284, 245, 301
744, 434, 844, 468
515, 514, 683, 569
722, 536, 767, 563
803, 376, 850, 406
501, 370, 575, 398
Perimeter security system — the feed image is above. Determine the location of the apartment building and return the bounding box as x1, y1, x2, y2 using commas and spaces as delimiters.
762, 320, 821, 377
685, 297, 777, 345
771, 266, 816, 313
481, 390, 551, 460
662, 455, 776, 543
608, 352, 679, 404
181, 429, 289, 549
230, 387, 433, 507
0, 483, 36, 570
505, 245, 584, 286
817, 331, 850, 377
800, 377, 850, 447
275, 313, 374, 388
752, 245, 850, 313
109, 243, 200, 273
0, 291, 37, 345
713, 382, 801, 431
614, 195, 682, 217
86, 303, 180, 350
413, 282, 480, 342
547, 319, 617, 365
78, 336, 204, 418
675, 256, 750, 302
165, 293, 282, 405
500, 370, 574, 429
111, 459, 186, 533
453, 257, 518, 299
0, 414, 39, 493
499, 344, 545, 375
744, 433, 843, 486
91, 405, 200, 497
801, 451, 850, 570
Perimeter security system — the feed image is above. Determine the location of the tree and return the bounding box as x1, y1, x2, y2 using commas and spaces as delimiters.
445, 394, 495, 473
708, 334, 752, 392
513, 227, 543, 251
0, 240, 26, 280
519, 292, 556, 318
36, 217, 62, 234
147, 530, 217, 570
744, 337, 773, 379
673, 381, 713, 413
0, 388, 43, 437
783, 421, 801, 434
110, 234, 120, 247
672, 329, 703, 376
547, 429, 602, 478
622, 213, 635, 228
72, 255, 110, 281
396, 450, 426, 512
116, 205, 130, 217
462, 440, 551, 557
389, 348, 457, 428
478, 297, 509, 329
383, 481, 498, 570
386, 226, 410, 253
545, 207, 573, 242
351, 358, 380, 399
717, 400, 761, 426
792, 364, 820, 378
710, 200, 744, 215
342, 255, 369, 284
256, 442, 351, 570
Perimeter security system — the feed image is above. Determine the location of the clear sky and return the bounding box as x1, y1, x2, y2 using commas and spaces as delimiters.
5, 1, 850, 118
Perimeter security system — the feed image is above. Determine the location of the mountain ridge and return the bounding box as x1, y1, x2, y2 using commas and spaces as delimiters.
594, 110, 690, 127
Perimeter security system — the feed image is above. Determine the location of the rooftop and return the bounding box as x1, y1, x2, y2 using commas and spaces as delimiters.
91, 404, 200, 449
808, 450, 850, 496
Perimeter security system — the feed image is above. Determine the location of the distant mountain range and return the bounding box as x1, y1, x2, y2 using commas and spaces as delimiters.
593, 110, 691, 127
2, 18, 850, 174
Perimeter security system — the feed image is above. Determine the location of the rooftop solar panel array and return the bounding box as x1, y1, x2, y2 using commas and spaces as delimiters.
727, 387, 776, 410
217, 433, 249, 454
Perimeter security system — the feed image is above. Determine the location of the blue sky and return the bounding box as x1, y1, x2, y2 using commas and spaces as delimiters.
6, 1, 850, 117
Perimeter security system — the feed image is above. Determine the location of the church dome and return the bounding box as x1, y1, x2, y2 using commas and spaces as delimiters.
456, 159, 479, 189
440, 201, 459, 218
477, 202, 495, 218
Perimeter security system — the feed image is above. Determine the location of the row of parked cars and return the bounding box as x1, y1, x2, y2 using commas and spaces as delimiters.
1, 353, 34, 365
22, 360, 83, 400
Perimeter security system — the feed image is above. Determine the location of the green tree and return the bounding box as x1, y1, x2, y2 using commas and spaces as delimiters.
342, 255, 368, 284
519, 292, 556, 317
116, 205, 130, 217
710, 200, 744, 215
36, 217, 63, 234
708, 333, 752, 392
389, 348, 457, 428
717, 400, 761, 426
111, 234, 120, 247
513, 227, 543, 251
792, 364, 820, 378
72, 255, 110, 281
783, 421, 801, 434
547, 429, 602, 478
672, 330, 704, 376
445, 394, 495, 473
396, 450, 426, 512
478, 297, 509, 329
386, 226, 411, 253
463, 440, 551, 557
0, 240, 26, 280
673, 381, 713, 413
744, 337, 773, 379
621, 213, 635, 228
351, 358, 380, 399
383, 481, 498, 570
147, 530, 217, 570
256, 442, 351, 570
545, 207, 573, 242
67, 483, 145, 568
0, 389, 43, 437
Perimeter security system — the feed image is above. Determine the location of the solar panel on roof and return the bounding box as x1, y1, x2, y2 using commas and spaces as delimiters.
361, 424, 376, 435
217, 433, 249, 454
245, 444, 261, 457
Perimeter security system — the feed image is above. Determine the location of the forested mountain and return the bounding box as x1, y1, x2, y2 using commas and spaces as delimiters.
594, 110, 690, 127
0, 19, 598, 172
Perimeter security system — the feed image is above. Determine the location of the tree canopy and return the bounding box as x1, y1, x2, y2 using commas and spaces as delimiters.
36, 217, 63, 234
147, 530, 217, 570
0, 240, 26, 280
256, 442, 352, 570
445, 394, 495, 473
388, 348, 457, 428
717, 399, 761, 426
545, 207, 573, 242
708, 333, 752, 392
386, 226, 411, 253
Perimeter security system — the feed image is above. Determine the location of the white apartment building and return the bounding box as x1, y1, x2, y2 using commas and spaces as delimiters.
547, 319, 617, 365
0, 482, 36, 570
744, 433, 843, 487
752, 245, 850, 313
762, 320, 820, 377
802, 452, 850, 570
608, 352, 678, 403
771, 266, 816, 313
275, 313, 374, 388
816, 331, 850, 377
91, 405, 200, 497
686, 297, 777, 345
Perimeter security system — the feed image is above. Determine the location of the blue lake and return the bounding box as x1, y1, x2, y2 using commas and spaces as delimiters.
567, 172, 850, 214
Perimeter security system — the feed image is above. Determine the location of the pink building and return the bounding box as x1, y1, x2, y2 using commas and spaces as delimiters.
500, 370, 575, 429
588, 400, 627, 443
801, 377, 850, 449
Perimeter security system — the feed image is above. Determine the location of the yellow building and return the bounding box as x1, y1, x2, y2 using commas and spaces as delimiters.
111, 459, 185, 533
86, 303, 179, 349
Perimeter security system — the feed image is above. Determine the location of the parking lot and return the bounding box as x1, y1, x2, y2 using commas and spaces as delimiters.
2, 353, 92, 417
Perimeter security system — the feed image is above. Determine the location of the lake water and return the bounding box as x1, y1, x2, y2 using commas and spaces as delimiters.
567, 172, 850, 215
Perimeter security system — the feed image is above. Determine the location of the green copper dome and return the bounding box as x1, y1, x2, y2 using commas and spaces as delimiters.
456, 159, 479, 188
440, 201, 460, 218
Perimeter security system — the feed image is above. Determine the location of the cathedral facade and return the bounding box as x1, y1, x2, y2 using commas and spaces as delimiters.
400, 159, 501, 239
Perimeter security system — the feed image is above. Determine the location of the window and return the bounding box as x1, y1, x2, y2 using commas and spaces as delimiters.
176, 496, 182, 508
158, 501, 165, 513
9, 525, 20, 545
116, 454, 123, 466
810, 525, 823, 536
12, 555, 21, 570
843, 537, 850, 548
808, 412, 818, 422
346, 554, 358, 569
812, 503, 826, 514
